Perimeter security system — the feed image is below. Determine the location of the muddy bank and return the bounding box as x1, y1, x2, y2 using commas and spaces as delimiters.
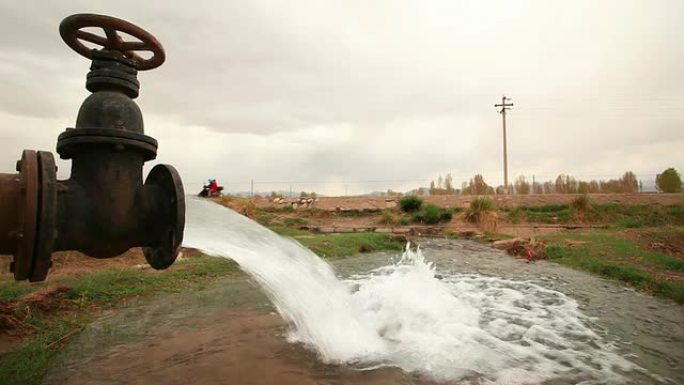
45, 239, 683, 384
44, 278, 433, 385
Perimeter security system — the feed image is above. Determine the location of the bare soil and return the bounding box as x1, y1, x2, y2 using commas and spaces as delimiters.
46, 309, 424, 385
256, 193, 684, 211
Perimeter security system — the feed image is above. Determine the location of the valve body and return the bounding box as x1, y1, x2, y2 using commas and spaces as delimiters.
0, 14, 184, 281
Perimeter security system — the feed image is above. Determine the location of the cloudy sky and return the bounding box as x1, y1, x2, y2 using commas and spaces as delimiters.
1, 0, 682, 195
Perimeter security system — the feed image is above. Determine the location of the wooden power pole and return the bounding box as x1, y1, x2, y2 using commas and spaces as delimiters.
495, 95, 514, 194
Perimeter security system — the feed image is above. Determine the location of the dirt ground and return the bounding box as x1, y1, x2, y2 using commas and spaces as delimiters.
45, 309, 426, 385
0, 249, 146, 281
258, 193, 684, 211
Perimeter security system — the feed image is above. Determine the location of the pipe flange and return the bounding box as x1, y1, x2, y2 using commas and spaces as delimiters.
11, 151, 58, 281
29, 151, 57, 282
143, 164, 185, 269
13, 150, 39, 280
57, 128, 158, 160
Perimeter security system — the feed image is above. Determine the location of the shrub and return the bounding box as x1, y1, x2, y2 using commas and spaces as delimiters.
465, 197, 494, 219
439, 210, 453, 222
423, 204, 441, 224
399, 217, 410, 226
256, 212, 275, 226
380, 209, 399, 226
571, 194, 591, 212
219, 196, 257, 218
399, 195, 423, 212
464, 197, 496, 227
506, 206, 524, 223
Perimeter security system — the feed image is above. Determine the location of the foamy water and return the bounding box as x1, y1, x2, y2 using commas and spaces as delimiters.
183, 197, 641, 384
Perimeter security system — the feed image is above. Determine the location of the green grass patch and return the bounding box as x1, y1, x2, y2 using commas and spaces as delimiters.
336, 210, 378, 217
63, 256, 240, 305
269, 226, 312, 237
296, 232, 404, 258
502, 203, 684, 227
541, 230, 684, 303
483, 231, 515, 241
283, 217, 309, 227
0, 315, 89, 385
255, 224, 406, 258
255, 212, 275, 226
0, 284, 33, 302
0, 254, 241, 385
261, 205, 295, 213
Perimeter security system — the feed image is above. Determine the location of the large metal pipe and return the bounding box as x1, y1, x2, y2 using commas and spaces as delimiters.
0, 13, 185, 281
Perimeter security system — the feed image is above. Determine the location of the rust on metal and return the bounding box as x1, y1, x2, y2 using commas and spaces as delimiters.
59, 14, 165, 70
14, 150, 39, 281
0, 13, 185, 281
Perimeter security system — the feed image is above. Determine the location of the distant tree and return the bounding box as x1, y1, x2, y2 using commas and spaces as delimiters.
444, 173, 455, 194
532, 181, 543, 194
464, 174, 491, 195
656, 168, 683, 193
588, 180, 600, 193
555, 174, 578, 194
300, 191, 317, 198
619, 171, 639, 193
514, 175, 531, 195
430, 173, 457, 195
577, 181, 590, 194
543, 181, 555, 194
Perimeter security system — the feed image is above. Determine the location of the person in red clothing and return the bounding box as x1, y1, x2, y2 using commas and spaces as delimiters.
207, 178, 220, 196
199, 178, 222, 197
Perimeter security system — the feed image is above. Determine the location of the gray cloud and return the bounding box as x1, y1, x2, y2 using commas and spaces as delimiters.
1, 0, 683, 195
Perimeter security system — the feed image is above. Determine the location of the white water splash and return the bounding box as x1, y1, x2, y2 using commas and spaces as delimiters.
183, 197, 639, 384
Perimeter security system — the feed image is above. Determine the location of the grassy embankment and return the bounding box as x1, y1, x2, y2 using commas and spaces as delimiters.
0, 255, 240, 385
502, 201, 684, 304
541, 228, 684, 304
240, 195, 684, 304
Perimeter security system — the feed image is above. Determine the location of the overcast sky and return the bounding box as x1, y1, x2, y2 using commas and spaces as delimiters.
1, 0, 682, 195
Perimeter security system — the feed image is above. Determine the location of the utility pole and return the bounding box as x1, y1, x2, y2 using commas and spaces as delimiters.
250, 179, 254, 197
495, 95, 514, 194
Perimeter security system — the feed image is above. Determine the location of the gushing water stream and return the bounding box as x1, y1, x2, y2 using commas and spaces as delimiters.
183, 198, 651, 384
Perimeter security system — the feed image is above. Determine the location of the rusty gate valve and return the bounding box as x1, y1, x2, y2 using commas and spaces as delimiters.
0, 14, 185, 282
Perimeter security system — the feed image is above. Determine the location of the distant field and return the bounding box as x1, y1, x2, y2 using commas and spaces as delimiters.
255, 193, 684, 211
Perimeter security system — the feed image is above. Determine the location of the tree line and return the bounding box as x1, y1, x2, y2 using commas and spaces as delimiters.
425, 168, 682, 195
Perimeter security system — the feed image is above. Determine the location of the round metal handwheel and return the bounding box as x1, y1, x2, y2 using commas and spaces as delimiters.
59, 13, 165, 70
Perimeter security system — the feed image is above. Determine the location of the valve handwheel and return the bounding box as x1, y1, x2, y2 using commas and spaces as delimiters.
59, 13, 165, 70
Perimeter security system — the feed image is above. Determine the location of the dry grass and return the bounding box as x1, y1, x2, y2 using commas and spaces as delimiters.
464, 197, 498, 231
215, 196, 257, 218
379, 209, 399, 226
